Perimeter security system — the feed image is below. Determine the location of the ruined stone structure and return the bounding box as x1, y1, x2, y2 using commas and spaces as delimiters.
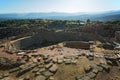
7, 31, 103, 51
63, 41, 90, 49
115, 31, 120, 41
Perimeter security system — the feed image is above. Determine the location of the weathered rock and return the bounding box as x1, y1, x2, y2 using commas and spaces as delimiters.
104, 54, 117, 60
9, 67, 21, 73
90, 63, 97, 68
84, 76, 90, 80
44, 58, 52, 64
107, 60, 113, 65
39, 68, 46, 73
101, 64, 110, 72
96, 66, 103, 72
100, 59, 107, 65
43, 55, 48, 60
16, 63, 37, 77
0, 74, 4, 79
92, 69, 99, 74
0, 58, 22, 70
49, 76, 54, 80
94, 62, 100, 66
23, 76, 30, 80
49, 64, 58, 73
87, 56, 94, 60
71, 59, 77, 65
38, 64, 44, 68
84, 65, 93, 73
74, 55, 79, 59
35, 72, 41, 76
42, 71, 53, 77
64, 59, 71, 64
52, 58, 57, 63
35, 75, 46, 80
57, 57, 63, 64
18, 78, 24, 80
32, 68, 40, 73
87, 72, 96, 79
75, 75, 83, 80
3, 72, 9, 77
45, 63, 53, 69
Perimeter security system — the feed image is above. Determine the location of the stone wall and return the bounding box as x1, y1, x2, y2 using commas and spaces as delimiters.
63, 41, 90, 49
10, 31, 103, 50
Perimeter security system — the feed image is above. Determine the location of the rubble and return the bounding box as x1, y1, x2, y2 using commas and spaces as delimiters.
75, 75, 83, 80
9, 67, 21, 73
84, 65, 93, 73
49, 64, 58, 73
64, 58, 71, 64
0, 40, 120, 80
45, 63, 53, 69
0, 57, 23, 70
16, 63, 37, 77
35, 75, 46, 80
42, 71, 53, 77
87, 72, 96, 79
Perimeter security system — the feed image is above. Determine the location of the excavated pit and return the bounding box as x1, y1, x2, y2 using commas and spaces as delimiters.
6, 31, 103, 51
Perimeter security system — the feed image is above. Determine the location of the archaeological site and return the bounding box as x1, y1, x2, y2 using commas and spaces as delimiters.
0, 19, 120, 80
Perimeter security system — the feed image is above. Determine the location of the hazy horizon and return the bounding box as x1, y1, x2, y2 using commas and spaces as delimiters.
0, 0, 120, 14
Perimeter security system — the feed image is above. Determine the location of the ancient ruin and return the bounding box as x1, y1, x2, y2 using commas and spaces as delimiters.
0, 20, 120, 80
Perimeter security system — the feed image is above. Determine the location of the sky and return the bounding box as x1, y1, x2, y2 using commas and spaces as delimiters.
0, 0, 120, 13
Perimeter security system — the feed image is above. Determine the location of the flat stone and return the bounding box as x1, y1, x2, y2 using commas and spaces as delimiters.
52, 58, 57, 63
35, 72, 41, 76
87, 72, 96, 79
101, 64, 110, 72
84, 65, 93, 73
84, 76, 90, 80
92, 69, 99, 74
18, 78, 24, 80
35, 75, 46, 80
49, 76, 54, 80
89, 53, 94, 57
44, 58, 52, 64
90, 63, 97, 68
71, 59, 77, 65
32, 68, 40, 73
16, 63, 37, 77
88, 56, 94, 60
64, 59, 71, 64
3, 72, 9, 77
100, 59, 107, 65
9, 67, 21, 73
38, 65, 44, 68
42, 71, 53, 77
0, 75, 3, 79
49, 64, 58, 73
107, 60, 113, 65
39, 68, 46, 73
94, 62, 100, 66
45, 63, 53, 69
74, 55, 79, 59
23, 76, 30, 80
96, 66, 103, 72
1, 77, 11, 80
43, 55, 48, 60
57, 59, 63, 64
75, 75, 83, 80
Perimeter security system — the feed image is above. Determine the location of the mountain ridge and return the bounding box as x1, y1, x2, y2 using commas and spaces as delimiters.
0, 10, 120, 21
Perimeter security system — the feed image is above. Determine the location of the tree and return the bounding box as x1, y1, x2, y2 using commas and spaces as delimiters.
86, 19, 90, 24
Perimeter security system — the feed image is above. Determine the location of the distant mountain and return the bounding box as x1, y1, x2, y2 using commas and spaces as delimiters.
0, 11, 120, 21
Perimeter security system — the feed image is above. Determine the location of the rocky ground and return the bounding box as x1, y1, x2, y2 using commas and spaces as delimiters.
0, 42, 120, 80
